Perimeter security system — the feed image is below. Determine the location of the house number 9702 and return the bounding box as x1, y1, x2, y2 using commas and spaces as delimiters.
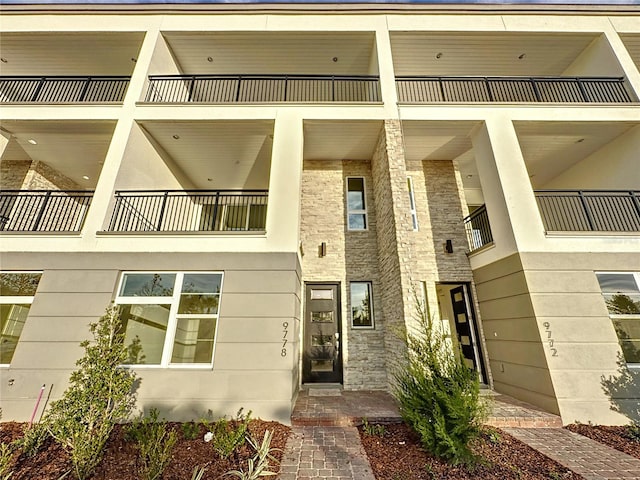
543, 322, 558, 357
281, 322, 288, 357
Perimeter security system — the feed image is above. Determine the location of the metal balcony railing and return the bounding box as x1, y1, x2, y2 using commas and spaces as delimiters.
396, 76, 633, 104
0, 190, 93, 232
463, 205, 493, 252
535, 190, 640, 232
145, 74, 382, 103
107, 190, 269, 232
0, 76, 130, 103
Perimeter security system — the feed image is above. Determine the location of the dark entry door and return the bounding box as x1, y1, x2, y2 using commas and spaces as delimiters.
303, 283, 342, 383
450, 285, 486, 383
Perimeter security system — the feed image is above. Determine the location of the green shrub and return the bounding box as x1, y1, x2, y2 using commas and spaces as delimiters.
393, 303, 487, 466
127, 408, 178, 480
181, 421, 200, 440
0, 441, 15, 480
203, 409, 251, 459
225, 430, 279, 479
19, 423, 49, 458
361, 417, 386, 437
44, 306, 138, 480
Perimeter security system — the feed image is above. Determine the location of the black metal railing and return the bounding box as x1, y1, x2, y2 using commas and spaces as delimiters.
145, 74, 381, 103
396, 76, 633, 104
0, 76, 130, 103
535, 190, 640, 232
463, 205, 493, 251
0, 190, 93, 232
107, 190, 269, 232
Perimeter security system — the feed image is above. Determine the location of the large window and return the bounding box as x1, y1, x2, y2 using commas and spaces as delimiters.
346, 177, 368, 231
350, 281, 374, 329
596, 272, 640, 365
0, 272, 42, 365
116, 272, 223, 367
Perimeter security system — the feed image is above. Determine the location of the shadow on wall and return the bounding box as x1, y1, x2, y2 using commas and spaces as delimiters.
601, 353, 640, 423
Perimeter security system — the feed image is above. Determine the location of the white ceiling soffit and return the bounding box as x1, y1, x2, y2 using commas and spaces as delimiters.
620, 34, 640, 71
401, 121, 478, 162
0, 120, 116, 188
390, 32, 598, 76
163, 32, 377, 76
514, 121, 637, 187
0, 32, 144, 76
303, 121, 383, 161
139, 120, 275, 190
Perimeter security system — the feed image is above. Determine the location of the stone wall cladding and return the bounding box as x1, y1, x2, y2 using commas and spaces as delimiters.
1, 161, 31, 189
23, 161, 80, 190
300, 158, 387, 390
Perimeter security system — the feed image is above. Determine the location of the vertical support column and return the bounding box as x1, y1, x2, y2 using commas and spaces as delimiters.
374, 25, 399, 117
267, 111, 304, 253
603, 30, 640, 101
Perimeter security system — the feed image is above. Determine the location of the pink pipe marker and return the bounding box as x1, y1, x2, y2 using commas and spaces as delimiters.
29, 384, 46, 427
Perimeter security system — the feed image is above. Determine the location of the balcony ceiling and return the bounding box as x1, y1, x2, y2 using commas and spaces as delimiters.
391, 32, 598, 76
139, 120, 274, 190
515, 121, 638, 187
303, 121, 383, 161
163, 32, 377, 75
0, 32, 144, 76
621, 34, 640, 71
0, 120, 116, 188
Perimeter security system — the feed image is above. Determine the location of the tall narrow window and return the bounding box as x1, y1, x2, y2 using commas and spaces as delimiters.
0, 272, 42, 365
346, 177, 367, 231
350, 281, 374, 328
407, 177, 418, 231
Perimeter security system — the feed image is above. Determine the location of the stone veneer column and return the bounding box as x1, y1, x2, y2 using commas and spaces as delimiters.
370, 119, 418, 384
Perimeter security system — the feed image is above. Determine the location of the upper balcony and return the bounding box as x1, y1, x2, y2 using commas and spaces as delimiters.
391, 32, 637, 105
142, 32, 381, 104
0, 32, 144, 104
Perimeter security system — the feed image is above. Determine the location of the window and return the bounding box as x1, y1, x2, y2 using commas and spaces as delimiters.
350, 281, 374, 328
596, 272, 640, 365
346, 177, 367, 231
115, 272, 223, 367
0, 272, 42, 365
407, 177, 418, 231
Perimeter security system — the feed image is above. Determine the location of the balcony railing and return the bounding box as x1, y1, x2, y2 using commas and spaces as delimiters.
535, 190, 640, 232
107, 190, 268, 233
0, 190, 93, 232
463, 205, 493, 252
0, 76, 130, 103
145, 74, 381, 103
396, 76, 633, 104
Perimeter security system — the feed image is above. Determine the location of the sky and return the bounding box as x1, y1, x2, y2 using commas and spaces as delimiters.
1, 0, 640, 4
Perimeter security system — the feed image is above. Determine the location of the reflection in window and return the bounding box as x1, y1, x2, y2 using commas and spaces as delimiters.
596, 272, 640, 364
346, 177, 367, 231
350, 281, 374, 328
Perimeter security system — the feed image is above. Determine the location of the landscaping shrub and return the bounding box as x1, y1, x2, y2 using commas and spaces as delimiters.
44, 306, 138, 480
203, 409, 251, 459
225, 430, 279, 479
393, 301, 487, 466
126, 408, 178, 480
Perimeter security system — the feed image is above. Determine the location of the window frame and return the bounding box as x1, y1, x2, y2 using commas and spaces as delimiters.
346, 176, 368, 232
407, 176, 419, 231
596, 271, 640, 368
350, 281, 375, 329
0, 271, 42, 367
115, 271, 224, 369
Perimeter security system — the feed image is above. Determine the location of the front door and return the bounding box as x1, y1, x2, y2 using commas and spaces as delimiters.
450, 284, 487, 384
303, 283, 342, 383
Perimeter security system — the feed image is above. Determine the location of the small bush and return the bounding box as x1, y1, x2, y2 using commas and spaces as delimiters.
19, 423, 49, 458
203, 409, 251, 459
623, 422, 640, 443
361, 418, 386, 437
393, 302, 487, 466
127, 408, 178, 480
0, 441, 15, 480
181, 421, 200, 440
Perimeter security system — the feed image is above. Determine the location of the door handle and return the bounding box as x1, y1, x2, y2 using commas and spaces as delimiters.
334, 332, 340, 361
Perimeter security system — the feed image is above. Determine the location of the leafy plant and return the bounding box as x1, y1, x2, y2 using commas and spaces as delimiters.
43, 306, 138, 480
393, 300, 487, 466
361, 418, 386, 437
181, 421, 200, 440
623, 422, 640, 442
0, 442, 15, 480
126, 408, 178, 480
191, 465, 206, 480
225, 430, 279, 479
203, 409, 251, 459
19, 422, 49, 458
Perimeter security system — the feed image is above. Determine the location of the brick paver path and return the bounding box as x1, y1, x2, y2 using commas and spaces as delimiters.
278, 426, 376, 480
505, 427, 640, 480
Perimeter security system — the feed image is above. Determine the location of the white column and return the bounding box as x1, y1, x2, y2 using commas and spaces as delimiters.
375, 24, 399, 117
266, 110, 304, 253
603, 30, 640, 101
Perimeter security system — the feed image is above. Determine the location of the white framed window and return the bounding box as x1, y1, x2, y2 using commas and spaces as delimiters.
407, 177, 418, 231
115, 272, 223, 368
346, 177, 368, 231
596, 272, 640, 366
350, 281, 374, 329
1, 272, 42, 366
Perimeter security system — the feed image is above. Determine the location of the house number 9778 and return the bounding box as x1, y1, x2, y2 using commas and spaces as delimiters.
281, 322, 288, 357
543, 322, 558, 357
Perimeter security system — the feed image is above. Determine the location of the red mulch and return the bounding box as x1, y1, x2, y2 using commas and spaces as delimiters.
0, 420, 290, 480
566, 423, 640, 460
359, 423, 580, 480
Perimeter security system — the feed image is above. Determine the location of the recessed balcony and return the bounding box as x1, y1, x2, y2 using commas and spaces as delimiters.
0, 76, 131, 103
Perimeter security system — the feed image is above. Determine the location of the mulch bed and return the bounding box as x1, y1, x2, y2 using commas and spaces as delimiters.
566, 423, 640, 460
0, 420, 290, 480
359, 423, 580, 480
